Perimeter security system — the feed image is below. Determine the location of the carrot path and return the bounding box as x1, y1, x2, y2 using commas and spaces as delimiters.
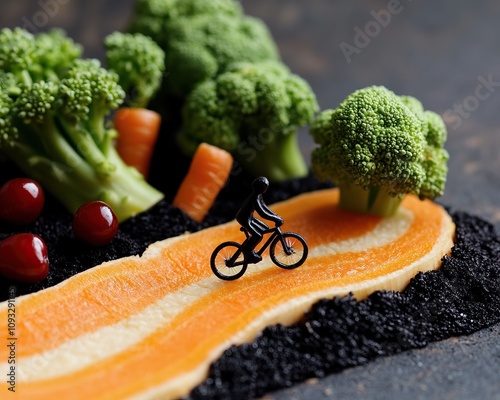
0, 189, 455, 399
0, 189, 371, 359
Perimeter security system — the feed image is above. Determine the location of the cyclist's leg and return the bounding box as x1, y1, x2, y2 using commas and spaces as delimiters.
242, 219, 263, 262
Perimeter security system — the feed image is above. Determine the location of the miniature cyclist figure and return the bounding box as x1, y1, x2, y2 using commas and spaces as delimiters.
211, 176, 308, 280
236, 176, 283, 262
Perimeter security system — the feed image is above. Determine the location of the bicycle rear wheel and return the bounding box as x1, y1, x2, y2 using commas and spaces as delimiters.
270, 232, 308, 269
210, 241, 248, 280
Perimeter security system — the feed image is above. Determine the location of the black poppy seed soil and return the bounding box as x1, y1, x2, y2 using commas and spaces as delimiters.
186, 210, 500, 399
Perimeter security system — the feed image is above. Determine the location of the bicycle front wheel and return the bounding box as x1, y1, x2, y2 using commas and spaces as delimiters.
210, 241, 248, 280
270, 232, 308, 270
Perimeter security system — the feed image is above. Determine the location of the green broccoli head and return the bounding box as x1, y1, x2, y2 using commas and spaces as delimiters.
57, 59, 125, 158
104, 32, 165, 108
129, 0, 242, 46
33, 29, 82, 81
144, 13, 279, 98
133, 0, 241, 19
179, 61, 318, 181
14, 80, 59, 127
58, 63, 120, 176
0, 28, 81, 86
0, 28, 38, 86
62, 59, 125, 117
311, 86, 449, 216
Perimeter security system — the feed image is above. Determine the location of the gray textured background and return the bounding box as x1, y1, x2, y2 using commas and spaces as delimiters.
1, 1, 499, 399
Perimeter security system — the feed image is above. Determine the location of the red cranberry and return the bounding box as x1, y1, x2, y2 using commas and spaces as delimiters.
0, 233, 49, 283
72, 201, 118, 246
0, 178, 45, 225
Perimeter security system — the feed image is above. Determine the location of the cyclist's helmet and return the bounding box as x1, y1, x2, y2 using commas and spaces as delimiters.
252, 176, 269, 194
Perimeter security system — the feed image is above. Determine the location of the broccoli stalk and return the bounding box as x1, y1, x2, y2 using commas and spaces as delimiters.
310, 86, 449, 217
5, 133, 161, 222
336, 184, 404, 217
0, 29, 163, 221
178, 61, 318, 182
236, 129, 308, 182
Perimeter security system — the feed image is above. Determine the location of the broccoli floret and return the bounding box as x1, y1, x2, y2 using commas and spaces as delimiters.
129, 0, 242, 48
57, 59, 125, 175
0, 71, 20, 97
0, 88, 16, 145
399, 95, 449, 200
0, 29, 163, 221
179, 61, 318, 182
33, 29, 82, 81
104, 32, 165, 108
130, 7, 279, 98
310, 86, 449, 217
0, 28, 81, 86
0, 28, 39, 86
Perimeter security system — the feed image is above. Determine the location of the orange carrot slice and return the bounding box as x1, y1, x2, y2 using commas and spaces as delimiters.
114, 107, 161, 178
0, 190, 455, 399
173, 142, 233, 222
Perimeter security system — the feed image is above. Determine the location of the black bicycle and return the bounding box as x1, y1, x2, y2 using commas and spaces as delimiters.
210, 225, 308, 281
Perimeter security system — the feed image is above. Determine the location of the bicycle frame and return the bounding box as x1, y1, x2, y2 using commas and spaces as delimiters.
229, 226, 283, 266
256, 227, 282, 256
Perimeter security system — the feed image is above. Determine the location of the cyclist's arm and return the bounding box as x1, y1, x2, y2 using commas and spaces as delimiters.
253, 218, 269, 231
255, 196, 283, 225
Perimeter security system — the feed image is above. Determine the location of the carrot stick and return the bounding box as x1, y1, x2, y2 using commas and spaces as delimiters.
114, 107, 161, 178
173, 143, 233, 222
